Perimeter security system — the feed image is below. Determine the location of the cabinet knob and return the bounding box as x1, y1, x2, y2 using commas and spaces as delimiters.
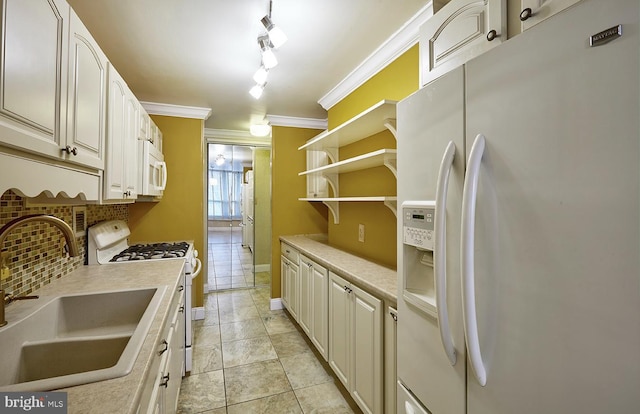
179, 305, 185, 313
179, 285, 184, 292
62, 145, 78, 156
159, 373, 170, 388
486, 29, 498, 42
158, 339, 168, 356
520, 7, 534, 21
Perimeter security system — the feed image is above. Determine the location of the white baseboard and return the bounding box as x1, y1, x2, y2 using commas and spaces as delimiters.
270, 298, 283, 311
192, 306, 205, 320
255, 264, 270, 273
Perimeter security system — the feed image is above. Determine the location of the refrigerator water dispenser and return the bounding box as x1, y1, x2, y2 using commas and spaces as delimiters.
402, 201, 437, 318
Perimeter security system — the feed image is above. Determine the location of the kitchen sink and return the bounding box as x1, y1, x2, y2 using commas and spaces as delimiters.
0, 287, 166, 391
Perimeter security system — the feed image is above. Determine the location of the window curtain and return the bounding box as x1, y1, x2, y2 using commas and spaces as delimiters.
208, 169, 243, 220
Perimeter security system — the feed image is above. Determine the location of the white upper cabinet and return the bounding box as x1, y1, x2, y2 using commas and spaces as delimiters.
0, 0, 69, 156
66, 8, 107, 170
105, 63, 137, 202
519, 0, 583, 31
420, 0, 506, 86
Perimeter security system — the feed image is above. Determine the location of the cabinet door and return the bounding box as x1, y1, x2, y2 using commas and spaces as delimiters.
328, 272, 351, 389
419, 0, 505, 86
351, 284, 383, 414
280, 256, 290, 310
104, 64, 127, 200
520, 0, 583, 31
298, 258, 312, 335
310, 261, 329, 360
124, 92, 139, 198
0, 0, 69, 157
385, 307, 397, 414
66, 9, 107, 170
287, 261, 299, 321
165, 300, 184, 413
306, 150, 328, 198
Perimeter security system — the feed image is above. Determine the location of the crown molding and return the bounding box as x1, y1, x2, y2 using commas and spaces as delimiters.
317, 2, 434, 111
140, 101, 212, 120
204, 128, 271, 146
266, 115, 327, 130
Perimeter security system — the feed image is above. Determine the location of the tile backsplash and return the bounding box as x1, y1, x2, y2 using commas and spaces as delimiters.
0, 190, 128, 297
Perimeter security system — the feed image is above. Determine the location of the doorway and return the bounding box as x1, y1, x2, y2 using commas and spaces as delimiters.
206, 143, 271, 291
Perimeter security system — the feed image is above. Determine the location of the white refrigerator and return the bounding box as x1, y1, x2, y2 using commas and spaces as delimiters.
396, 1, 640, 413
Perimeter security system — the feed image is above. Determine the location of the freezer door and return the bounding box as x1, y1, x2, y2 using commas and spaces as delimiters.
464, 0, 640, 412
396, 65, 466, 414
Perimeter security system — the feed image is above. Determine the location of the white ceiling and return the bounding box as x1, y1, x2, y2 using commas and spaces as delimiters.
66, 0, 429, 132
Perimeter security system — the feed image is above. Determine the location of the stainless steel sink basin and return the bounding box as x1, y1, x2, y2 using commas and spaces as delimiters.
0, 287, 166, 391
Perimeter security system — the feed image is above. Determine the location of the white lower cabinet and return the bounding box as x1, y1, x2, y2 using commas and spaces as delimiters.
139, 285, 185, 414
280, 243, 299, 320
329, 272, 383, 414
385, 307, 398, 414
299, 255, 329, 360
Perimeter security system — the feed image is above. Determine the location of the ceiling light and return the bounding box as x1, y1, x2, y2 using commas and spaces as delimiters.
258, 35, 278, 69
250, 124, 271, 137
249, 83, 266, 99
261, 15, 287, 49
253, 66, 269, 85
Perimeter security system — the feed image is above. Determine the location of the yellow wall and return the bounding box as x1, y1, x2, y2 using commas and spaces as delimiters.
128, 115, 205, 307
328, 45, 419, 129
271, 126, 327, 298
323, 45, 420, 268
253, 148, 271, 267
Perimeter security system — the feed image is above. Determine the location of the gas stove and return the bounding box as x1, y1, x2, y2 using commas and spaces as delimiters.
87, 220, 201, 373
109, 242, 190, 262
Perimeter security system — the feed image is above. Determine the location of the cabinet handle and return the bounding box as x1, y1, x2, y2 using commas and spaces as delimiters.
62, 145, 78, 156
179, 285, 184, 292
390, 311, 398, 322
520, 7, 534, 21
486, 29, 498, 42
179, 305, 185, 313
159, 373, 170, 388
344, 286, 352, 294
158, 340, 168, 356
124, 191, 132, 197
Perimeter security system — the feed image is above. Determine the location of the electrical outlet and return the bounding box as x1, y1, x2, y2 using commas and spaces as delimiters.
358, 224, 365, 243
1, 251, 10, 280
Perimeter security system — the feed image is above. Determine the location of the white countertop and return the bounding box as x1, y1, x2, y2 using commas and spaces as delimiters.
2, 259, 185, 414
280, 235, 398, 306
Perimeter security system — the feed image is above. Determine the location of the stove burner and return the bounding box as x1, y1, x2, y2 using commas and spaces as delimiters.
109, 242, 190, 262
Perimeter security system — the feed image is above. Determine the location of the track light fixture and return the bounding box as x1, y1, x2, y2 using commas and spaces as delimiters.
258, 35, 278, 69
249, 1, 286, 100
261, 15, 287, 49
253, 65, 269, 85
249, 83, 266, 99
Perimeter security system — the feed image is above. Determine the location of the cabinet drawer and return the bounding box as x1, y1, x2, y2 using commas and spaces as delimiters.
280, 242, 299, 263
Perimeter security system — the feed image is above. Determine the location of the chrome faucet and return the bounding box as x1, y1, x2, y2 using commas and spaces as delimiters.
0, 214, 79, 327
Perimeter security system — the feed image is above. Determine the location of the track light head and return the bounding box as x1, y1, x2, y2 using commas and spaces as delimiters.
261, 15, 287, 49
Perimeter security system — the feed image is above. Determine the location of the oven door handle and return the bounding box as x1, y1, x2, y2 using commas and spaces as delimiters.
191, 258, 202, 279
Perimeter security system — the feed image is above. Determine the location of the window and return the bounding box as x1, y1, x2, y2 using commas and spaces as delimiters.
208, 168, 243, 220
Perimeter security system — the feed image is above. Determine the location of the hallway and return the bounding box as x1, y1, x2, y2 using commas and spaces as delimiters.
176, 287, 356, 413
207, 227, 270, 291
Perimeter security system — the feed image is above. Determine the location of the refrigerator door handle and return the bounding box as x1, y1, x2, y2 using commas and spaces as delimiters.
434, 140, 457, 366
461, 133, 487, 386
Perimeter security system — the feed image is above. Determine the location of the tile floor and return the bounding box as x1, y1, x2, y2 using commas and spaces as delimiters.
177, 287, 358, 413
207, 228, 270, 291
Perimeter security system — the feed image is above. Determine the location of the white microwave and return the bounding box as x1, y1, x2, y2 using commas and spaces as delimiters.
138, 140, 167, 197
